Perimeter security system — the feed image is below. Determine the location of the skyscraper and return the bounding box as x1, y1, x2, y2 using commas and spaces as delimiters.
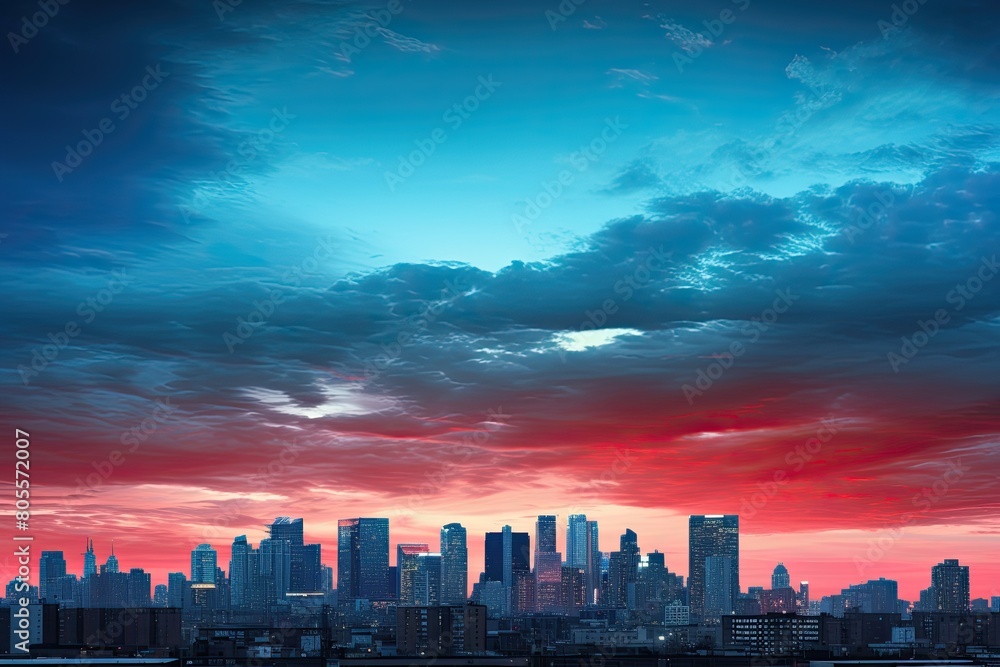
103, 541, 119, 574
39, 551, 67, 601
535, 515, 562, 612
397, 544, 430, 605
931, 558, 970, 612
688, 515, 739, 624
772, 563, 790, 589
484, 526, 530, 614
567, 515, 589, 571
704, 555, 734, 621
413, 553, 442, 605
229, 535, 250, 608
536, 515, 557, 553
82, 539, 96, 579
587, 520, 600, 605
190, 544, 217, 584
566, 515, 601, 606
167, 572, 187, 608
268, 516, 304, 545
440, 523, 468, 604
153, 583, 168, 606
338, 517, 390, 605
484, 526, 529, 587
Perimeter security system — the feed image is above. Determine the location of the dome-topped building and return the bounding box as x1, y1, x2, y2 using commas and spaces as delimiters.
772, 562, 790, 589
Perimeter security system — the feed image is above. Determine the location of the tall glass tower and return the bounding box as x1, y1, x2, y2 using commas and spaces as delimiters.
440, 523, 468, 604
191, 543, 217, 584
337, 517, 390, 605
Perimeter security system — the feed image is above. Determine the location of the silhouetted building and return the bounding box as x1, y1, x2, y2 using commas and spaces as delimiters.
689, 514, 739, 624
39, 551, 67, 602
396, 604, 487, 655
190, 544, 217, 584
931, 559, 970, 612
440, 523, 468, 604
338, 517, 390, 606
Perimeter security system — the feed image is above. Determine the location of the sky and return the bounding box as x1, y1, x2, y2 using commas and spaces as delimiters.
1, 0, 999, 603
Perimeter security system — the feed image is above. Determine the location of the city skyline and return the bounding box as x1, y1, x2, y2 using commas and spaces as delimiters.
3, 0, 1000, 629
16, 515, 997, 604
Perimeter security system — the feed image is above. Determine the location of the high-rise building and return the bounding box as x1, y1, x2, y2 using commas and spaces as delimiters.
414, 553, 442, 605
259, 537, 291, 602
704, 555, 734, 621
167, 572, 187, 608
772, 563, 790, 589
931, 559, 970, 612
440, 523, 468, 604
269, 516, 304, 545
127, 568, 151, 606
484, 526, 530, 614
608, 529, 640, 610
191, 544, 217, 584
153, 583, 168, 606
39, 551, 67, 602
267, 517, 322, 593
536, 515, 557, 553
337, 518, 390, 605
587, 520, 600, 605
567, 515, 589, 571
798, 581, 810, 613
567, 515, 600, 606
103, 542, 120, 574
229, 535, 250, 608
689, 515, 739, 624
397, 544, 430, 605
82, 539, 97, 579
535, 515, 562, 612
484, 526, 530, 586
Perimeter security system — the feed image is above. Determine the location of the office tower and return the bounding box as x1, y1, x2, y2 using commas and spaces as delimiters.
268, 517, 322, 593
535, 515, 562, 612
587, 520, 600, 605
338, 518, 390, 605
82, 539, 97, 579
229, 535, 250, 608
103, 541, 119, 574
772, 563, 790, 589
991, 596, 1000, 613
440, 523, 468, 604
190, 544, 217, 584
843, 578, 897, 613
297, 543, 322, 593
561, 565, 586, 614
269, 516, 304, 545
638, 550, 667, 615
398, 544, 430, 605
484, 526, 530, 614
567, 515, 589, 571
127, 568, 151, 606
39, 551, 67, 601
413, 553, 442, 605
620, 529, 640, 609
798, 581, 810, 612
704, 555, 734, 622
167, 572, 187, 608
688, 514, 739, 623
259, 537, 291, 602
536, 515, 557, 553
931, 558, 970, 612
567, 515, 600, 606
484, 526, 530, 587
153, 584, 167, 606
